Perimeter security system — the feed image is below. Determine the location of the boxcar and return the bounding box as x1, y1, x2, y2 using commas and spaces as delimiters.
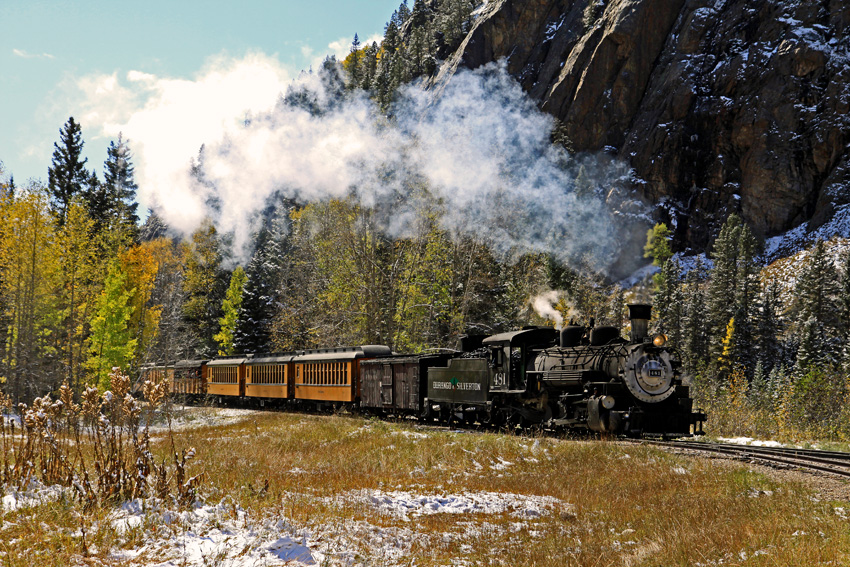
360, 353, 452, 416
245, 354, 293, 400
206, 356, 248, 398
293, 345, 391, 404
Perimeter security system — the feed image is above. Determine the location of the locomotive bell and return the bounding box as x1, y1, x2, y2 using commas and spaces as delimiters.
627, 303, 652, 343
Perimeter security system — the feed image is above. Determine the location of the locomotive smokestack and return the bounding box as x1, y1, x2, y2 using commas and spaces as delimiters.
628, 304, 651, 343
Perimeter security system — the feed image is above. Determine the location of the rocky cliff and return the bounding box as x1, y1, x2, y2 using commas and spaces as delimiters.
433, 0, 850, 251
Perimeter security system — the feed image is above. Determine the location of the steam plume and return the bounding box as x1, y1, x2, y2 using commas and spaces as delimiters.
81, 55, 638, 269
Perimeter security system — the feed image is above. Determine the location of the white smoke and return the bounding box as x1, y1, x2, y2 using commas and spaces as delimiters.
75, 54, 635, 268
531, 291, 564, 330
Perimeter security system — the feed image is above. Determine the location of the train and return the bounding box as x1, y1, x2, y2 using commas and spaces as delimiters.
139, 304, 706, 437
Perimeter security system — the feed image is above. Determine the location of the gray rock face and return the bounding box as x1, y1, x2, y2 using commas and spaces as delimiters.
435, 0, 850, 250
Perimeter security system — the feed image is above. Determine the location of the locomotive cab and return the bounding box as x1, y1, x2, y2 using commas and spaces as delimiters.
482, 328, 559, 393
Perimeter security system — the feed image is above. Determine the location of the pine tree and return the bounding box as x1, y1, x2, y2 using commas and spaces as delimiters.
48, 117, 89, 227
606, 284, 626, 333
768, 364, 790, 407
681, 257, 709, 373
707, 215, 742, 365
139, 210, 169, 241
794, 316, 821, 376
794, 240, 836, 328
347, 33, 362, 88
319, 56, 347, 111
707, 214, 760, 374
653, 258, 682, 342
383, 11, 402, 54
360, 42, 379, 90
397, 1, 411, 25
838, 245, 850, 340
750, 360, 770, 410
407, 23, 437, 77
732, 222, 759, 375
103, 134, 140, 240
233, 207, 289, 353
372, 54, 393, 110
83, 172, 111, 234
754, 281, 782, 376
214, 266, 246, 356
438, 0, 474, 47
233, 251, 276, 354
792, 239, 838, 366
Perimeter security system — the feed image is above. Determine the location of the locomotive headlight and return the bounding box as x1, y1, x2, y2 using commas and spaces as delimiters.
652, 334, 668, 347
601, 395, 616, 410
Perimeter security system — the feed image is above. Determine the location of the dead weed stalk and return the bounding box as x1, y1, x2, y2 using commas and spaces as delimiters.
0, 368, 203, 510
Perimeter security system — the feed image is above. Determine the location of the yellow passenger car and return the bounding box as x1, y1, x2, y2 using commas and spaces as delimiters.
293, 346, 391, 403
206, 356, 247, 398
245, 355, 293, 399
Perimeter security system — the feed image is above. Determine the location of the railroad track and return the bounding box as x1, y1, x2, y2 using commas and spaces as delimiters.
633, 439, 850, 479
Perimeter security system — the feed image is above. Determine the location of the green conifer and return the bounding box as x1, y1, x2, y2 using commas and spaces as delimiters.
48, 117, 89, 226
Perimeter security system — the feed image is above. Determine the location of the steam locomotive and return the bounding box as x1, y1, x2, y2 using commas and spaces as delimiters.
141, 304, 705, 437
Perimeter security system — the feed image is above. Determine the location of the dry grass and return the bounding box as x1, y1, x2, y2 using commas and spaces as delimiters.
165, 412, 850, 565
3, 408, 850, 566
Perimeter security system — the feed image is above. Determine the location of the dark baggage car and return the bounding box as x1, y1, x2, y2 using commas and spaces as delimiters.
360, 353, 452, 417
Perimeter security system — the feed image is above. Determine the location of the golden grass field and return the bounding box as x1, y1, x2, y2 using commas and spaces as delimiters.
3, 405, 850, 566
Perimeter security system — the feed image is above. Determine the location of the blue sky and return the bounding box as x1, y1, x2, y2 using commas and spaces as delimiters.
0, 0, 402, 185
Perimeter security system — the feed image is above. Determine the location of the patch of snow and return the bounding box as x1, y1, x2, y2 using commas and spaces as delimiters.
395, 430, 428, 440
2, 481, 69, 512
342, 489, 569, 521
671, 252, 713, 277
618, 263, 659, 288
471, 0, 490, 18
763, 204, 850, 263
545, 15, 565, 41
146, 406, 256, 432
489, 457, 514, 471
110, 499, 317, 566
103, 488, 574, 566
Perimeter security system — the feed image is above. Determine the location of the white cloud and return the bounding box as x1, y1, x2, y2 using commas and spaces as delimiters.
327, 36, 354, 60
13, 48, 54, 60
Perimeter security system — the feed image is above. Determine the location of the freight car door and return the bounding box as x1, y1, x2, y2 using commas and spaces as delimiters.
381, 363, 393, 406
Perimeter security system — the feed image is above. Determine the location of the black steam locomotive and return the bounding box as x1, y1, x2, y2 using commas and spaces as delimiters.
362, 304, 705, 436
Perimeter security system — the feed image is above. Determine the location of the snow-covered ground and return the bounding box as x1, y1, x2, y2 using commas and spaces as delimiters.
144, 406, 258, 432
1, 481, 70, 513
763, 204, 850, 264
110, 499, 317, 566
105, 488, 568, 566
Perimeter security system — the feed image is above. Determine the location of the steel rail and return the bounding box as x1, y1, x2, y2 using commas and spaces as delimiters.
634, 439, 850, 479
